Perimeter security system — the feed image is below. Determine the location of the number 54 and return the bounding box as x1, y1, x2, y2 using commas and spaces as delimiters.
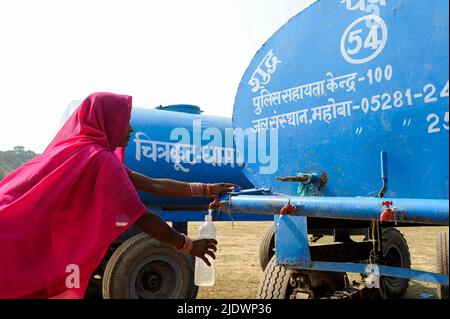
347, 26, 381, 55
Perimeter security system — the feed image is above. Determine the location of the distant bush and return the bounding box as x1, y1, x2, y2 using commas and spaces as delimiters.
0, 146, 38, 181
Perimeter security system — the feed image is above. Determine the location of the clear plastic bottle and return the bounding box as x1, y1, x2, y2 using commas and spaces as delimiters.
194, 209, 216, 286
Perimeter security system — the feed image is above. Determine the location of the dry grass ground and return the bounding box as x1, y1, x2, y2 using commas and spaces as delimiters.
189, 221, 448, 299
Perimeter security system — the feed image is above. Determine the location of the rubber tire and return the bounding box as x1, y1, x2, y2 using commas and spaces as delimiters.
257, 256, 292, 299
85, 228, 139, 299
381, 228, 411, 298
102, 233, 198, 299
259, 224, 276, 271
436, 232, 449, 299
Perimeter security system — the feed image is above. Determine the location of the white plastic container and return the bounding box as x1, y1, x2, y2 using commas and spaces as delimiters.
194, 209, 216, 286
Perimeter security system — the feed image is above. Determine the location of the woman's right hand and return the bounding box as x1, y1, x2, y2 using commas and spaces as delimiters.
190, 238, 217, 266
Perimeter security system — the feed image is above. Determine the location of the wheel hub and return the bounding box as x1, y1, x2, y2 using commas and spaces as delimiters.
131, 257, 182, 299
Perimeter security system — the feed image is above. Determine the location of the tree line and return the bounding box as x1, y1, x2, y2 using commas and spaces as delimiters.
0, 146, 38, 181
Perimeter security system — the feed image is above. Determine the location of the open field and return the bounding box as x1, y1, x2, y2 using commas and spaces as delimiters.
190, 222, 448, 299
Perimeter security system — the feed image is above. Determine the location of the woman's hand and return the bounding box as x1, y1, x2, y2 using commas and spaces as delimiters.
129, 171, 241, 198
209, 183, 239, 197
190, 238, 218, 266
136, 213, 218, 266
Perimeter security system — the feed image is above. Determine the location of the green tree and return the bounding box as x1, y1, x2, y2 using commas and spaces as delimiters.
0, 146, 38, 181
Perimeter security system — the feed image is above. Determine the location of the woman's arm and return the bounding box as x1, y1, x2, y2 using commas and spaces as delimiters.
129, 171, 191, 197
129, 170, 237, 198
135, 211, 217, 265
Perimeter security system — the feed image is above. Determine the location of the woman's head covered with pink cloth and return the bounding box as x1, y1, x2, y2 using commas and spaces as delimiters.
0, 92, 147, 299
46, 92, 133, 160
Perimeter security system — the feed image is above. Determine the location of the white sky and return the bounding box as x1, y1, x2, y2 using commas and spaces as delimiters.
0, 0, 315, 153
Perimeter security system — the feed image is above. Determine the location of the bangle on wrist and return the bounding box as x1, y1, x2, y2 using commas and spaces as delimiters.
189, 182, 204, 197
176, 233, 193, 254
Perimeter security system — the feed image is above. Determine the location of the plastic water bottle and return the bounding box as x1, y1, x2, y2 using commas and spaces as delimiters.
194, 209, 216, 286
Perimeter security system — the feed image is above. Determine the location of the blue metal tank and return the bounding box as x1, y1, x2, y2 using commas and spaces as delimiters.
125, 104, 254, 208
232, 0, 449, 201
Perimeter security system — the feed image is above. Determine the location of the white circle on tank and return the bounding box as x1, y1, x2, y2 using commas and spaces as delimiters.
340, 14, 388, 65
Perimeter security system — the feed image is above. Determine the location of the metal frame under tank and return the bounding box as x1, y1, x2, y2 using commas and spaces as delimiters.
215, 184, 449, 299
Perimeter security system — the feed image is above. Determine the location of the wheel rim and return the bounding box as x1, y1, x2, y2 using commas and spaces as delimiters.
130, 255, 183, 299
269, 236, 275, 259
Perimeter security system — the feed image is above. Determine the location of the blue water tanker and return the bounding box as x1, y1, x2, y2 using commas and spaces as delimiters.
124, 104, 272, 222
215, 0, 449, 299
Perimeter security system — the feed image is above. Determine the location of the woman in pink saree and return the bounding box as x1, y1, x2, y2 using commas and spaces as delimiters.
0, 92, 233, 298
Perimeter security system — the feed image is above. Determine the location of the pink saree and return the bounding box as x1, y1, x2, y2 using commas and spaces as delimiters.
0, 92, 147, 298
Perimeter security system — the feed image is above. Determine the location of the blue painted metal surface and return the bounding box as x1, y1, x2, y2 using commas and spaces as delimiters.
219, 194, 449, 225
379, 151, 388, 197
125, 105, 272, 222
148, 206, 272, 223
154, 104, 203, 115
233, 0, 449, 200
300, 262, 449, 286
275, 215, 310, 267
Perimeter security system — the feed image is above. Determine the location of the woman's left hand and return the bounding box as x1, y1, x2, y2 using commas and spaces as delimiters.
209, 183, 239, 197
190, 238, 218, 266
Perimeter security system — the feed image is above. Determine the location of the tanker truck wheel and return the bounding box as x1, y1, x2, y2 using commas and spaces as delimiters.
102, 233, 198, 299
380, 228, 411, 298
257, 256, 347, 299
259, 224, 276, 271
257, 256, 292, 299
436, 232, 448, 299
